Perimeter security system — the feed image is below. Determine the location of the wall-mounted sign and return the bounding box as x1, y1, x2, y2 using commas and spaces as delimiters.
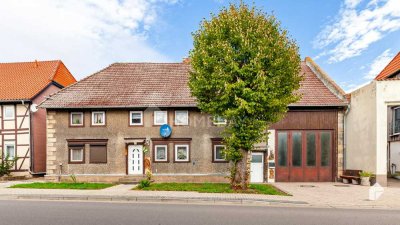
160, 124, 172, 138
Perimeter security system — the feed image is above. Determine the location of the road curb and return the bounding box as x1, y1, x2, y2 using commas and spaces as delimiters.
1, 194, 309, 206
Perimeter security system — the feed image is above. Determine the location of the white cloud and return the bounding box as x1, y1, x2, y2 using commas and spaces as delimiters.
364, 48, 394, 79
345, 80, 371, 93
0, 0, 177, 79
314, 0, 400, 63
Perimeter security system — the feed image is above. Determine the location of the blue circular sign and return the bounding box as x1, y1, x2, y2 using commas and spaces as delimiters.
160, 124, 172, 138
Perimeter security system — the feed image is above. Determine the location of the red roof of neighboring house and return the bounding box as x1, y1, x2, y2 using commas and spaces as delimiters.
40, 59, 347, 109
375, 52, 400, 80
0, 60, 76, 101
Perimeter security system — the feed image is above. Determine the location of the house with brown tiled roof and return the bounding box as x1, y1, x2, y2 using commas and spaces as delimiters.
40, 58, 347, 183
346, 51, 400, 186
0, 60, 76, 176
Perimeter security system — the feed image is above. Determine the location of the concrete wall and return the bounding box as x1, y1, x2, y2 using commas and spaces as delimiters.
46, 108, 229, 181
345, 82, 377, 173
376, 80, 400, 183
346, 80, 400, 186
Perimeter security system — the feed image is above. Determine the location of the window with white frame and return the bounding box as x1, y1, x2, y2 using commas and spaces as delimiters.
92, 111, 105, 126
69, 145, 84, 163
175, 110, 188, 125
130, 111, 143, 126
394, 107, 400, 134
4, 142, 15, 159
175, 144, 189, 162
70, 112, 84, 126
155, 145, 168, 162
3, 105, 15, 120
154, 111, 168, 125
214, 144, 226, 161
213, 116, 227, 125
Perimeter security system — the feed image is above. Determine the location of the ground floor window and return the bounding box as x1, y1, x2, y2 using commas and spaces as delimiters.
174, 144, 189, 162
89, 144, 107, 163
393, 107, 400, 134
69, 145, 84, 163
154, 145, 168, 162
4, 142, 15, 159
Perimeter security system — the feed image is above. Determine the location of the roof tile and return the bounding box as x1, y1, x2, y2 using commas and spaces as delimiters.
375, 52, 400, 80
0, 60, 76, 101
40, 61, 347, 108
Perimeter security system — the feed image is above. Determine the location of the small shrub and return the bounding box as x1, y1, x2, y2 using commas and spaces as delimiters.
359, 171, 373, 177
145, 169, 152, 181
138, 179, 151, 189
70, 174, 77, 183
0, 156, 18, 177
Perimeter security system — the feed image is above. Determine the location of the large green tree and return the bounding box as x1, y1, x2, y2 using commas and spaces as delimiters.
189, 3, 302, 189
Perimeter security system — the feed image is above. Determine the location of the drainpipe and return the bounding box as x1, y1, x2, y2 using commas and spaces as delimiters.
343, 104, 351, 171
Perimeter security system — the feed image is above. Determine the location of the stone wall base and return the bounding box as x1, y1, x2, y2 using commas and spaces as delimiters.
153, 174, 229, 183
45, 174, 230, 183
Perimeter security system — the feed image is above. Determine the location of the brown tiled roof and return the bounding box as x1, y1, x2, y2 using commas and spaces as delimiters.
0, 60, 76, 101
41, 63, 196, 108
40, 60, 347, 109
375, 52, 400, 80
292, 59, 347, 107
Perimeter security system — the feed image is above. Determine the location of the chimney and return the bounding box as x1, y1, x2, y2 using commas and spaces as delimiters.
182, 57, 191, 64
34, 60, 39, 68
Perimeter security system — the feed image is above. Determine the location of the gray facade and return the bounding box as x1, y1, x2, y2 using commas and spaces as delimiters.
46, 108, 230, 182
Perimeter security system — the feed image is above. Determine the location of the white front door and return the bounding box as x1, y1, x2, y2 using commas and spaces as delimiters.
128, 145, 143, 175
250, 152, 264, 183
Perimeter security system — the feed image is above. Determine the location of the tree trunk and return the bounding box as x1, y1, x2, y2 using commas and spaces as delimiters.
232, 149, 251, 190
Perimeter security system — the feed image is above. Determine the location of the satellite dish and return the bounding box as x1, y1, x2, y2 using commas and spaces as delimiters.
160, 124, 172, 138
30, 104, 39, 113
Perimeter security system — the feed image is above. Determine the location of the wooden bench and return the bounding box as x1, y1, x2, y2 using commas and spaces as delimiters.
340, 170, 362, 185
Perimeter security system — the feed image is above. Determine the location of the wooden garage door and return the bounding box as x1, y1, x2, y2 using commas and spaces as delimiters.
275, 130, 333, 182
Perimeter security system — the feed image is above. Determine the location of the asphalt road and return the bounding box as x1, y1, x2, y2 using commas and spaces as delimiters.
0, 200, 399, 225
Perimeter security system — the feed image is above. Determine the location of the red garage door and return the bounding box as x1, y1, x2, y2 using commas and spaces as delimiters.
275, 130, 333, 182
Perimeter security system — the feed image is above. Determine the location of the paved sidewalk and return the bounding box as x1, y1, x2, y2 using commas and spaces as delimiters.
0, 180, 399, 209
274, 182, 400, 209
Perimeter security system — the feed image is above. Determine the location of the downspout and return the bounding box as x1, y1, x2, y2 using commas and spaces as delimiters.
343, 104, 351, 171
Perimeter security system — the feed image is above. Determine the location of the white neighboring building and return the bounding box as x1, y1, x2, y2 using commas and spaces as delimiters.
346, 52, 400, 186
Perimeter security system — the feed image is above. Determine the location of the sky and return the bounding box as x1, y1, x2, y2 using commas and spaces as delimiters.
0, 0, 399, 93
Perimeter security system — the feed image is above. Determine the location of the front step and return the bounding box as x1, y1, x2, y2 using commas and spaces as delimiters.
118, 176, 145, 184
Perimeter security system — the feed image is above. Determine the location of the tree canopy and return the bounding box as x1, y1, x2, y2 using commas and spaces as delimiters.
189, 3, 302, 188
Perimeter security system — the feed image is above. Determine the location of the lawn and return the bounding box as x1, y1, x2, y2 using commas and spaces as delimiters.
135, 183, 288, 196
9, 182, 114, 190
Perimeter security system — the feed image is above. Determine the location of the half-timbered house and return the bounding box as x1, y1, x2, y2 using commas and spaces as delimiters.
0, 60, 76, 176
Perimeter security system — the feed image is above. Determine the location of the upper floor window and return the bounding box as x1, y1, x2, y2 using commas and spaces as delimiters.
130, 111, 143, 126
213, 116, 227, 125
175, 110, 188, 125
394, 107, 400, 134
70, 112, 84, 126
3, 105, 15, 120
92, 111, 105, 126
154, 111, 167, 125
